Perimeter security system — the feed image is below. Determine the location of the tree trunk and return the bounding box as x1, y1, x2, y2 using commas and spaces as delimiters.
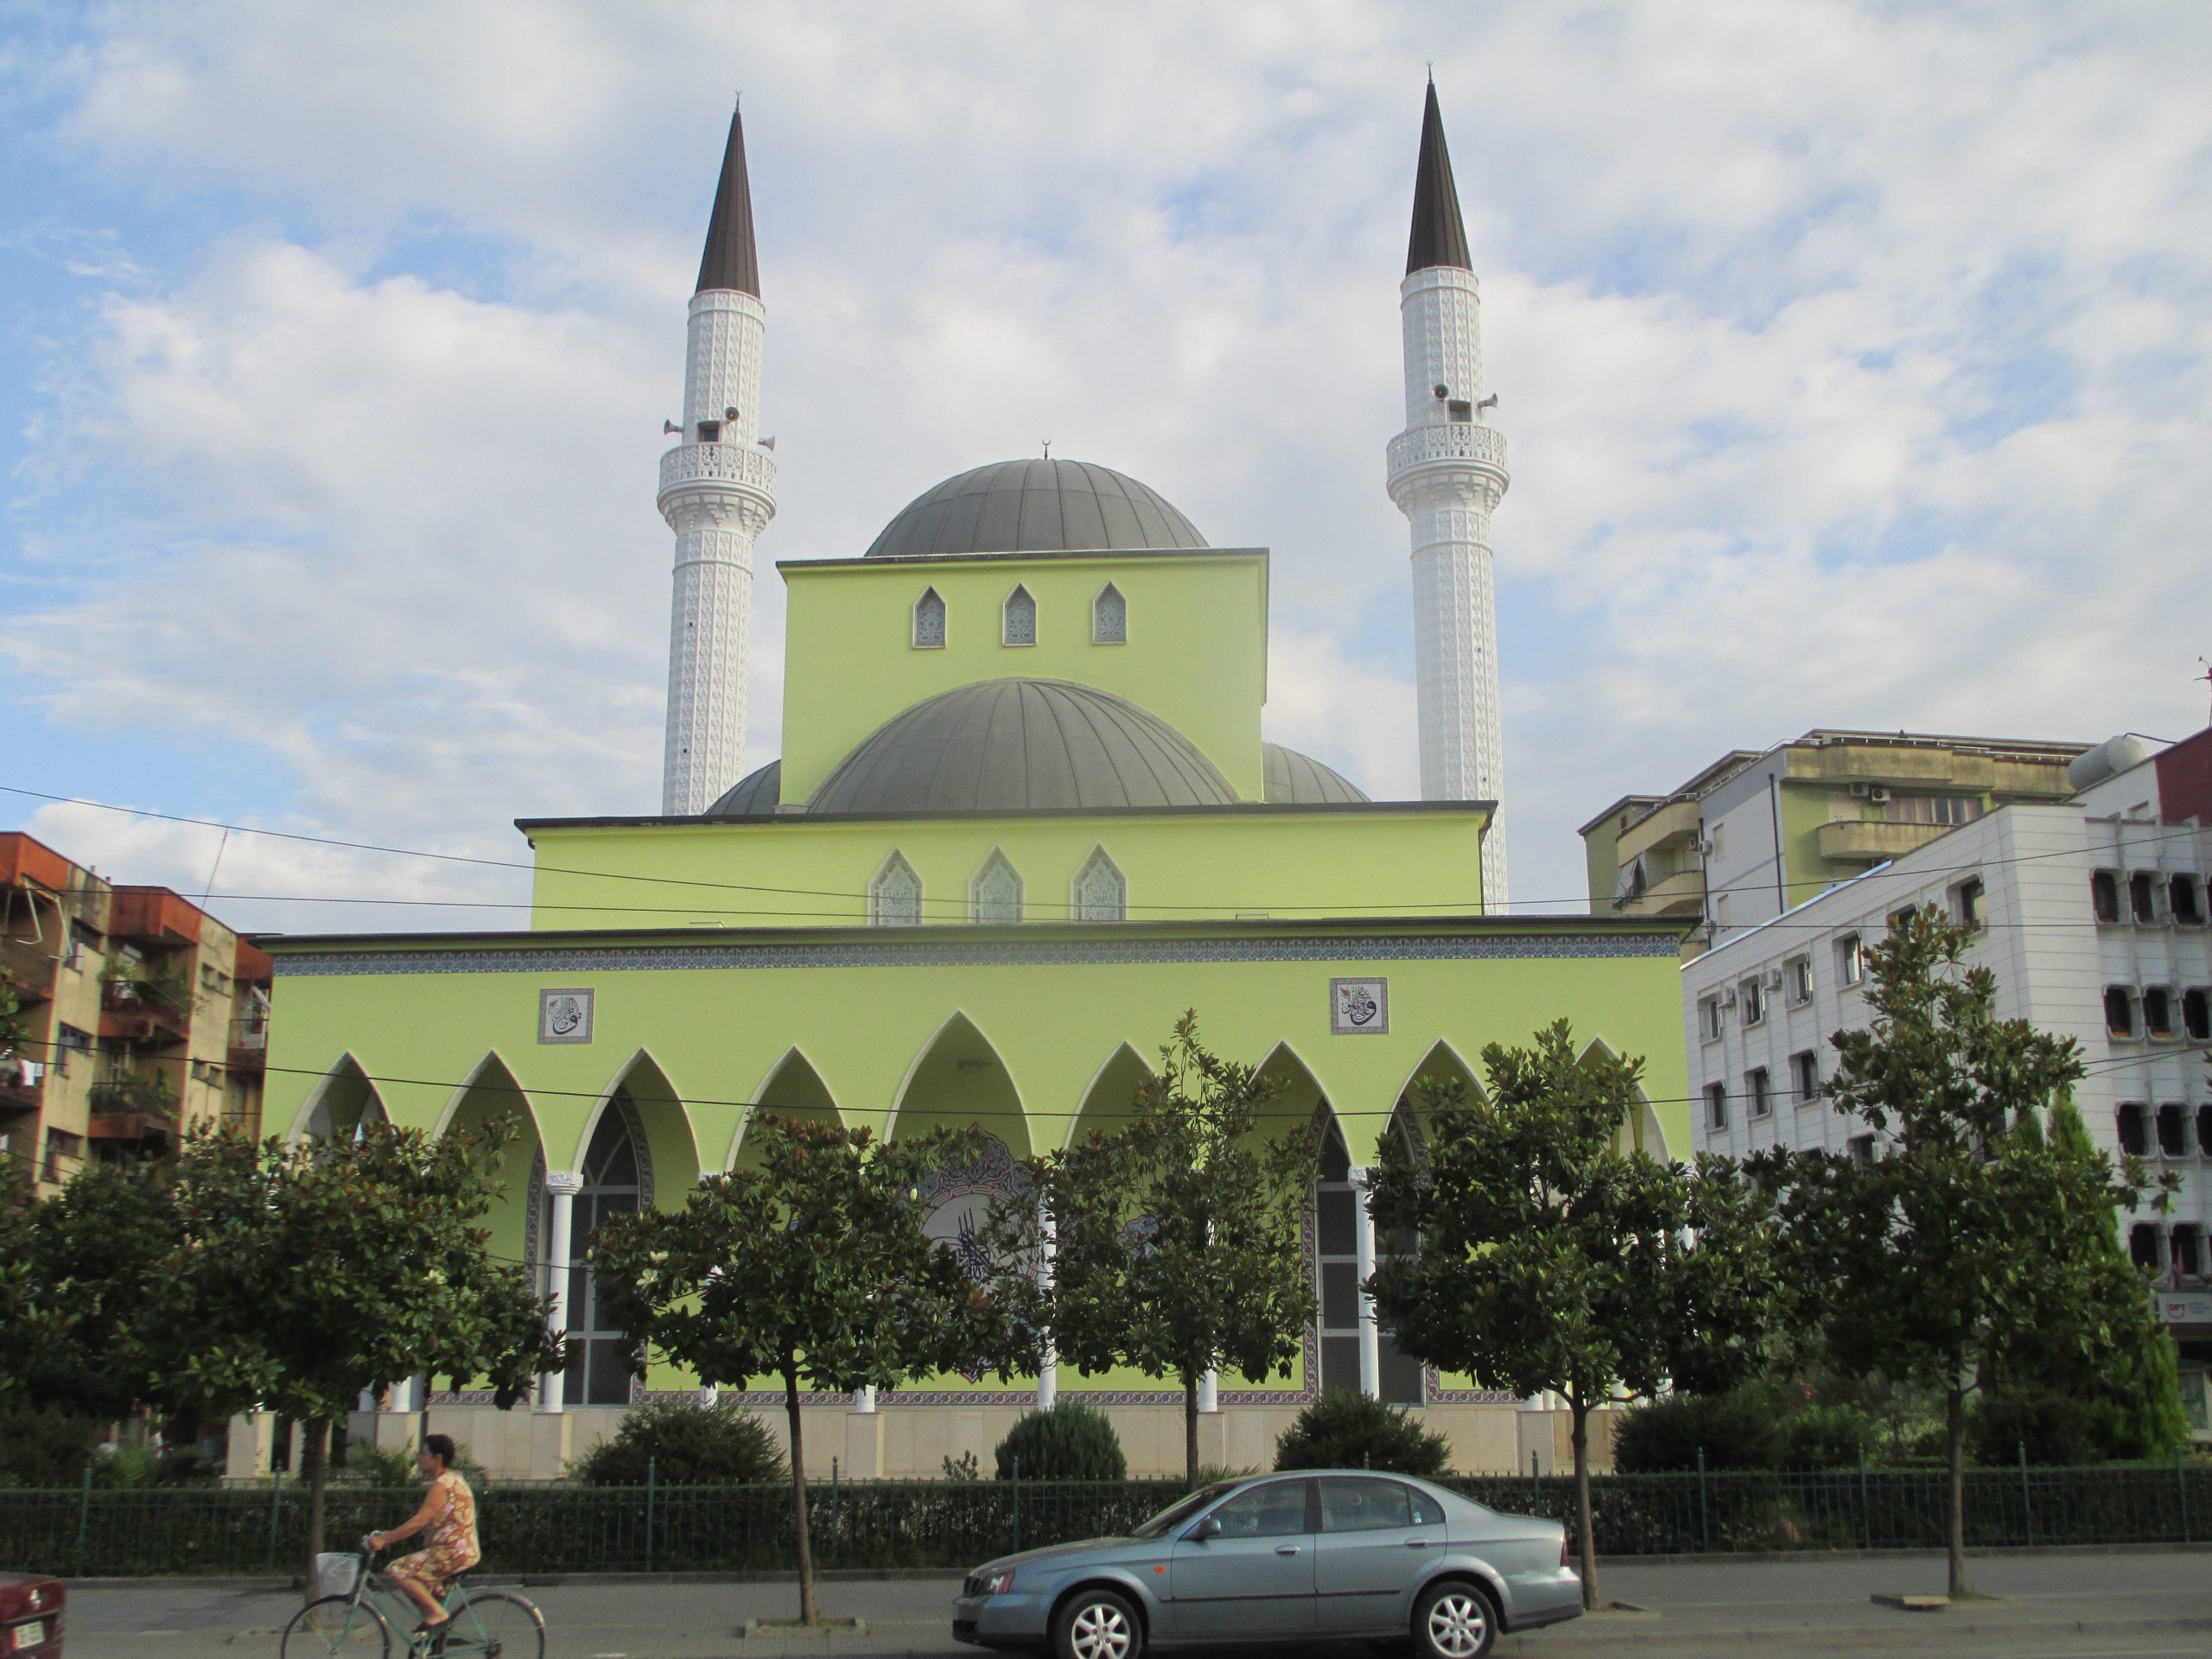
785, 1369, 817, 1625
301, 1418, 330, 1605
1569, 1391, 1599, 1612
1945, 1383, 1967, 1598
1183, 1375, 1200, 1491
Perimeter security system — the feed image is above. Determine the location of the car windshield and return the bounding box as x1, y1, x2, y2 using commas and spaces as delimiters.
1128, 1483, 1236, 1540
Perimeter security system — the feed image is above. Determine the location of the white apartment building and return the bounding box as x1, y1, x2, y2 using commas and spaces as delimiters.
1683, 725, 2212, 1437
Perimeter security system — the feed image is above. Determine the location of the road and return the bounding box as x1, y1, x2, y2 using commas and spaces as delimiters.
57, 1549, 2212, 1658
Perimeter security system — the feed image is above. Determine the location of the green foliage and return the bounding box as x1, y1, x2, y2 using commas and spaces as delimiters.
0, 1408, 105, 1487
334, 1440, 423, 1487
941, 1451, 982, 1482
988, 1012, 1317, 1487
1613, 1389, 1780, 1472
570, 1398, 785, 1486
1273, 1389, 1451, 1477
995, 1402, 1128, 1482
1967, 1387, 2126, 1465
1776, 1402, 1876, 1470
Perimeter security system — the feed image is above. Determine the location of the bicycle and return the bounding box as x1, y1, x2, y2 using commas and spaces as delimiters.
279, 1535, 545, 1658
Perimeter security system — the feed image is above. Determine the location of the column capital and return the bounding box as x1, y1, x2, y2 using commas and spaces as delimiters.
544, 1170, 585, 1196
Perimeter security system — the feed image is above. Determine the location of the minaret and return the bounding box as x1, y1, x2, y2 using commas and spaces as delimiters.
660, 104, 777, 815
1386, 81, 1511, 905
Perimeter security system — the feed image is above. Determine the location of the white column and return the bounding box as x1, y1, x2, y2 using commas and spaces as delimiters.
1351, 1165, 1381, 1399
854, 1386, 878, 1414
1198, 1370, 1218, 1414
540, 1171, 582, 1413
1036, 1203, 1058, 1411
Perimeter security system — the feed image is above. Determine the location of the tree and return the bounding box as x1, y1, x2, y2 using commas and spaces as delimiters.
160, 1121, 559, 1597
590, 1115, 1024, 1625
988, 1013, 1316, 1488
1365, 1021, 1699, 1611
1777, 907, 2127, 1597
10, 1156, 178, 1421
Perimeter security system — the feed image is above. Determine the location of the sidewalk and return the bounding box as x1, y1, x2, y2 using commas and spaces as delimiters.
60, 1550, 2212, 1658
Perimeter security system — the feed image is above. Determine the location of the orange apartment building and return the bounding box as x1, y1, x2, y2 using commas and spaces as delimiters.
0, 832, 270, 1192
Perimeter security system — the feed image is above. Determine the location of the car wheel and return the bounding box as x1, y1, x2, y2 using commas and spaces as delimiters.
1053, 1587, 1143, 1659
1414, 1579, 1497, 1659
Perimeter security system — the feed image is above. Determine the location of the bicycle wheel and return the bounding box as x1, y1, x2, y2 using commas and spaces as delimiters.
448, 1588, 544, 1659
282, 1594, 395, 1657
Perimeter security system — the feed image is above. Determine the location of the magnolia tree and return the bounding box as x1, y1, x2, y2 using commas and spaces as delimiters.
988, 1013, 1317, 1487
591, 1115, 1027, 1626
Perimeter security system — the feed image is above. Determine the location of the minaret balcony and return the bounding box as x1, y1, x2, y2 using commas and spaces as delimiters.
1387, 421, 1509, 482
657, 440, 778, 510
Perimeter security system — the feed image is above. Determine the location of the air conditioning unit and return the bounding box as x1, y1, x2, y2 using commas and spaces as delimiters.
1868, 786, 1890, 804
1721, 988, 1739, 1008
1765, 969, 1785, 990
1849, 781, 1872, 798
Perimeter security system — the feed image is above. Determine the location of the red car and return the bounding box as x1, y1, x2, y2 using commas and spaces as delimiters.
0, 1574, 63, 1656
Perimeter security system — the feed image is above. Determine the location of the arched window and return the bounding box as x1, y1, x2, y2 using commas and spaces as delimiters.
561, 1100, 649, 1407
912, 588, 946, 650
970, 849, 1023, 924
1312, 1115, 1424, 1403
871, 852, 924, 926
1002, 585, 1037, 647
1071, 847, 1126, 923
1092, 582, 1127, 645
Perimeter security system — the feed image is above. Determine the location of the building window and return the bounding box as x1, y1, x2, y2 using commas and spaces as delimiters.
1704, 1083, 1728, 1132
563, 1103, 649, 1407
1313, 1120, 1422, 1403
1837, 934, 1866, 988
696, 419, 721, 442
2175, 1224, 2205, 1281
1792, 1051, 1820, 1103
2106, 986, 2138, 1038
1952, 876, 1985, 931
1885, 794, 1983, 826
1071, 848, 1127, 923
1785, 955, 1813, 1006
1446, 398, 1473, 422
969, 849, 1023, 925
1698, 995, 1723, 1042
2157, 1103, 2188, 1158
1748, 1068, 1771, 1120
2117, 1103, 2148, 1157
1886, 905, 1918, 936
2145, 987, 2175, 1039
2197, 1103, 2212, 1155
2171, 874, 2205, 925
2130, 1224, 2162, 1270
1740, 979, 1767, 1027
2091, 869, 2122, 922
2185, 988, 2210, 1040
1092, 583, 1127, 645
41, 1128, 84, 1184
912, 587, 947, 650
1847, 1134, 1876, 1165
1001, 584, 1037, 647
54, 1024, 92, 1076
2131, 871, 2160, 924
869, 853, 924, 926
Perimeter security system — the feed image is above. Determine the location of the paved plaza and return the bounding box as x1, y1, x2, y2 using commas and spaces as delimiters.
56, 1549, 2212, 1658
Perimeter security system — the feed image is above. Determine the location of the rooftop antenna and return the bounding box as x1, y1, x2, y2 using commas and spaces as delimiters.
1042, 439, 1052, 459
2197, 656, 2212, 724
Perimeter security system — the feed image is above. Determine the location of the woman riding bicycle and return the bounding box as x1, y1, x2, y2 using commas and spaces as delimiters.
367, 1433, 480, 1643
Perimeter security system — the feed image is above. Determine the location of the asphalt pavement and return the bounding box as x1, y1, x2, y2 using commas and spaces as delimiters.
55, 1548, 2212, 1659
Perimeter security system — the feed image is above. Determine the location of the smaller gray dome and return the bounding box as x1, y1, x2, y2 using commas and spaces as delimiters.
810, 679, 1237, 815
864, 459, 1207, 559
1262, 743, 1370, 804
704, 760, 780, 818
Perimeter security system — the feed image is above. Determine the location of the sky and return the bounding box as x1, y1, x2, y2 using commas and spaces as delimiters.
3, 0, 2210, 934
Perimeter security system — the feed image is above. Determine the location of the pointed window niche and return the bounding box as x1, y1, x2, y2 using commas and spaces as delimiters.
870, 852, 924, 926
1002, 585, 1037, 647
912, 588, 947, 650
1092, 583, 1127, 645
970, 849, 1023, 925
1071, 847, 1127, 924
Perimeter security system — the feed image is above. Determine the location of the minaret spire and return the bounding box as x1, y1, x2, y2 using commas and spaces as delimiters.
660, 105, 778, 815
1384, 81, 1511, 905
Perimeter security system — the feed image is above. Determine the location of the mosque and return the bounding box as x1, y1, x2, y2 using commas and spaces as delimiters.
252, 87, 1689, 1480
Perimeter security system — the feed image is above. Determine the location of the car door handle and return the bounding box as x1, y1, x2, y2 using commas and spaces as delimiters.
1406, 1539, 1432, 1548
1275, 1545, 1301, 1556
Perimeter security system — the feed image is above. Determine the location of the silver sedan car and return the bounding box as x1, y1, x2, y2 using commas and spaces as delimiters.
952, 1471, 1580, 1659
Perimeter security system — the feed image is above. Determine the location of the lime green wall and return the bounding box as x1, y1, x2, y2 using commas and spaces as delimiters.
777, 552, 1268, 803
527, 808, 1490, 930
1779, 781, 1840, 900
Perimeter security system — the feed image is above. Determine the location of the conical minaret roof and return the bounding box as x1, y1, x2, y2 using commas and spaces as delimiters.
696, 103, 760, 296
1405, 80, 1471, 275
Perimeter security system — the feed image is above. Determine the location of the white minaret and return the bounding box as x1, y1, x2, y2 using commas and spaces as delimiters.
1386, 81, 1511, 906
660, 105, 777, 815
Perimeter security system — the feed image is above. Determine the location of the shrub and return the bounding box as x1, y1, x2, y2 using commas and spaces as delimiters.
570, 1397, 785, 1486
1274, 1390, 1451, 1478
1968, 1388, 2125, 1466
995, 1402, 1127, 1482
1611, 1389, 1782, 1472
1775, 1403, 1873, 1470
0, 1409, 105, 1487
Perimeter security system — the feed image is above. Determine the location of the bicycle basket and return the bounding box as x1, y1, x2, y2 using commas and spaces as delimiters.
315, 1552, 361, 1598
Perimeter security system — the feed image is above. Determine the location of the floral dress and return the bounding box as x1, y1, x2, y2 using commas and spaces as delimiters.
391, 1471, 480, 1601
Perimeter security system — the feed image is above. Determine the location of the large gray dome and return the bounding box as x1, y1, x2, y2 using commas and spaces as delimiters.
810, 679, 1237, 815
704, 759, 781, 818
1262, 743, 1370, 804
863, 459, 1207, 559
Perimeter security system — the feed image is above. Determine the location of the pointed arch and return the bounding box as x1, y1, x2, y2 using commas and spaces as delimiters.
912, 585, 947, 649
870, 849, 924, 926
430, 1050, 543, 1147
1387, 1039, 1480, 1170
1001, 583, 1037, 647
429, 1052, 545, 1288
1070, 845, 1126, 923
969, 847, 1023, 924
1579, 1035, 1669, 1158
288, 1052, 391, 1144
1065, 1041, 1154, 1151
572, 1048, 699, 1194
887, 1009, 1031, 1158
1091, 582, 1127, 645
1254, 1041, 1335, 1152
730, 1046, 844, 1170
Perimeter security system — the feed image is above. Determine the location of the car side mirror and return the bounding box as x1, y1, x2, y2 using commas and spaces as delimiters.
1189, 1516, 1222, 1542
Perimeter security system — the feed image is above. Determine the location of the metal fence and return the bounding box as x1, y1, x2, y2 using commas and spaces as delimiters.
1, 1462, 2205, 1578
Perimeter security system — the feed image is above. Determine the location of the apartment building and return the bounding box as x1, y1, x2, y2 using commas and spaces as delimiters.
0, 832, 270, 1193
1681, 728, 2212, 1437
1582, 730, 2088, 953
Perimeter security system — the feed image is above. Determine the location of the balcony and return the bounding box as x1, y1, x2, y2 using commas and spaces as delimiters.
100, 976, 194, 1045
227, 1015, 270, 1074
1618, 798, 1704, 868
0, 933, 60, 1002
87, 1075, 177, 1142
1815, 818, 1955, 865
656, 440, 777, 511
1386, 422, 1510, 480
0, 1061, 41, 1116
